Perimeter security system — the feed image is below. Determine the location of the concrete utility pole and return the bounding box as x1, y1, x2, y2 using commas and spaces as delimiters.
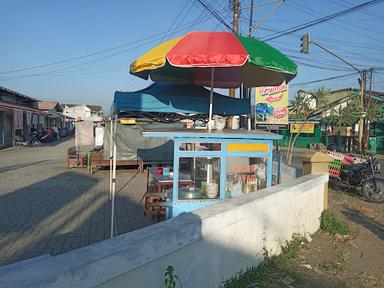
363, 68, 373, 151
359, 70, 365, 152
228, 0, 240, 129
301, 35, 366, 151
248, 0, 254, 37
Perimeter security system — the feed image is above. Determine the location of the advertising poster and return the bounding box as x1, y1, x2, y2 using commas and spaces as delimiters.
255, 81, 289, 130
290, 123, 315, 134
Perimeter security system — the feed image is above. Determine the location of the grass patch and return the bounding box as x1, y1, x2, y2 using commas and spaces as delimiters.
221, 236, 306, 288
320, 210, 349, 235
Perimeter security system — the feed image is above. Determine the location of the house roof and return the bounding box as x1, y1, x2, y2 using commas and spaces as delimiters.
87, 105, 103, 112
0, 100, 40, 113
37, 101, 63, 112
0, 86, 38, 102
64, 104, 102, 113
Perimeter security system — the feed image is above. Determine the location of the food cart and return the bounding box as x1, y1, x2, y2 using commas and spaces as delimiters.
143, 129, 282, 218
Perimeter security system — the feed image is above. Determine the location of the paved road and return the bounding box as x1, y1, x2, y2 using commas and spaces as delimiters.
0, 138, 148, 266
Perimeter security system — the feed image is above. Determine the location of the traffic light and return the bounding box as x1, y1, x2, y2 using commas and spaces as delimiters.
300, 34, 309, 54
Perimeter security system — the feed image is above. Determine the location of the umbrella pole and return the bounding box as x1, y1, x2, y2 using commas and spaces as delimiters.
208, 67, 215, 131
207, 67, 215, 185
110, 114, 118, 239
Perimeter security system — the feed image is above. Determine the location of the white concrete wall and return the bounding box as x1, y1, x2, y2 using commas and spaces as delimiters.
0, 174, 328, 288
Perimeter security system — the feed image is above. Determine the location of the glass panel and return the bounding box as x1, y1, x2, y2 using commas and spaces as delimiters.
178, 157, 221, 200
226, 156, 267, 198
179, 142, 221, 151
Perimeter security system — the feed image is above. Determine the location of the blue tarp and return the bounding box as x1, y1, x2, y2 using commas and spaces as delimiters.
113, 83, 250, 115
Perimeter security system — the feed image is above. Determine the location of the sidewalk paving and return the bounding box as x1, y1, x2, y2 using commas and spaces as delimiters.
0, 138, 148, 266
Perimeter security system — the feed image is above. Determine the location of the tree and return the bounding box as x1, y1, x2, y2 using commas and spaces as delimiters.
327, 96, 383, 151
285, 87, 330, 165
327, 97, 361, 127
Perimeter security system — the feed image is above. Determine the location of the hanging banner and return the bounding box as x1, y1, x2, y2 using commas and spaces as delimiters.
290, 123, 315, 134
13, 110, 23, 129
255, 81, 289, 130
75, 121, 94, 146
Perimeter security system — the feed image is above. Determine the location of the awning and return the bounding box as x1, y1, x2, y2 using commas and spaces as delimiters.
113, 82, 250, 116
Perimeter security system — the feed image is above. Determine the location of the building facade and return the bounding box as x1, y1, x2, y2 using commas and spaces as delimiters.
0, 86, 41, 148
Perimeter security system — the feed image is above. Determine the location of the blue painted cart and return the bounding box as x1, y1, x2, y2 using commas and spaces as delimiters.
143, 129, 282, 218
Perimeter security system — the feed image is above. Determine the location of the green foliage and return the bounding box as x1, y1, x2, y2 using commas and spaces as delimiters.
365, 100, 383, 123
290, 87, 329, 120
320, 210, 349, 235
327, 94, 384, 127
286, 87, 330, 164
221, 235, 306, 288
327, 96, 362, 127
164, 265, 180, 288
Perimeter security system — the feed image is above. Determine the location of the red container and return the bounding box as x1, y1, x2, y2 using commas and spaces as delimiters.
156, 167, 163, 175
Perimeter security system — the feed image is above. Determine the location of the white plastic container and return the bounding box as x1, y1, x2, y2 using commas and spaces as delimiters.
206, 183, 218, 198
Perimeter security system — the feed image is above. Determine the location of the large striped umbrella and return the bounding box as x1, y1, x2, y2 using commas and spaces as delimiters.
130, 31, 297, 128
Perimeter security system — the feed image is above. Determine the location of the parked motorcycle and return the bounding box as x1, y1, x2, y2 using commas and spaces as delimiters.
12, 135, 25, 146
330, 156, 384, 203
13, 131, 41, 147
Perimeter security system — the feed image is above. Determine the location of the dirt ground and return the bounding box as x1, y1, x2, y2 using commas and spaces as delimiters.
296, 186, 384, 288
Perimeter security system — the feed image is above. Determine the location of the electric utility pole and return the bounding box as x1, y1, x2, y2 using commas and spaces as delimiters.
228, 0, 240, 129
245, 0, 254, 130
363, 68, 374, 151
300, 34, 366, 151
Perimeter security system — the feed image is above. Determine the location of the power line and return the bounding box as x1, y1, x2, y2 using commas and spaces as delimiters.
287, 1, 384, 44
261, 0, 384, 41
0, 32, 169, 75
335, 0, 384, 19
194, 0, 233, 31
1, 10, 229, 81
163, 0, 192, 40
290, 72, 357, 86
0, 4, 221, 76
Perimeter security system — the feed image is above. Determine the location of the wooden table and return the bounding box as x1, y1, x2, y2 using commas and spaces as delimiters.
148, 167, 193, 192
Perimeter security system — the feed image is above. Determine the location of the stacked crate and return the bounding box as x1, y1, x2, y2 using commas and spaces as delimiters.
328, 159, 342, 178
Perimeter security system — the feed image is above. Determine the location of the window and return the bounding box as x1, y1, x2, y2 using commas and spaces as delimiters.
226, 156, 267, 198
179, 142, 221, 151
178, 157, 221, 200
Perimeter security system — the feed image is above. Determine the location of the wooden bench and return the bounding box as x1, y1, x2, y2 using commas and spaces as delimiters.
88, 150, 143, 174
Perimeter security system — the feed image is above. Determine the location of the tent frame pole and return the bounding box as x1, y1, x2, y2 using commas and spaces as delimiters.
109, 118, 113, 200
110, 114, 118, 239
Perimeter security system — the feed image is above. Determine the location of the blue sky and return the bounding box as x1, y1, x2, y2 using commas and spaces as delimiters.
1, 0, 384, 112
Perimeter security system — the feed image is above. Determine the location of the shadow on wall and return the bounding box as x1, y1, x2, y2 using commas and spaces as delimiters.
0, 170, 147, 267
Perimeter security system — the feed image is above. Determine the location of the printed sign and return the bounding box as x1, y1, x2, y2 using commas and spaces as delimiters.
290, 123, 315, 134
255, 81, 288, 128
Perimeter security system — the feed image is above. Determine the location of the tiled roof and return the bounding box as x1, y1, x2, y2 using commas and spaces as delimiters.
37, 101, 62, 111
